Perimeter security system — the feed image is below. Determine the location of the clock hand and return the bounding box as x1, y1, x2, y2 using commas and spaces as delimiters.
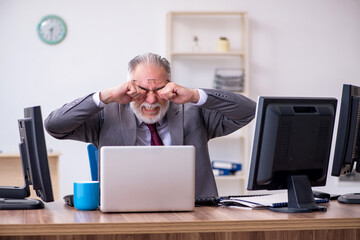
50, 27, 54, 41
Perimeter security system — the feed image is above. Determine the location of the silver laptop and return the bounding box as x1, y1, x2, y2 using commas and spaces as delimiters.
99, 146, 195, 212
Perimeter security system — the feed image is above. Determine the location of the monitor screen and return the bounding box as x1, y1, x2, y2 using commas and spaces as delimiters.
247, 97, 337, 213
0, 106, 54, 210
331, 84, 360, 204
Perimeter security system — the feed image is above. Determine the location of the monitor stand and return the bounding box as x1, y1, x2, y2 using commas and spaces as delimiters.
270, 175, 327, 213
0, 179, 44, 210
0, 198, 44, 210
0, 144, 45, 210
338, 193, 360, 204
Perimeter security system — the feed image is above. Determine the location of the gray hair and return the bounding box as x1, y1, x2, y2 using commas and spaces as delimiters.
127, 53, 171, 81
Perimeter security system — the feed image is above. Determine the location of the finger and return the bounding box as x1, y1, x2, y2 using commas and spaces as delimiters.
165, 92, 177, 101
158, 83, 176, 99
158, 88, 177, 100
127, 84, 145, 99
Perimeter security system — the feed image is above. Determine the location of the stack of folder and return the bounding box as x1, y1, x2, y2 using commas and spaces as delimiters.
212, 160, 242, 176
213, 68, 244, 92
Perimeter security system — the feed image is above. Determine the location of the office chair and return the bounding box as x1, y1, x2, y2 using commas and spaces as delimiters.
87, 144, 99, 181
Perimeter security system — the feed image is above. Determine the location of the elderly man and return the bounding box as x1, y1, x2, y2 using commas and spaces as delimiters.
45, 52, 256, 198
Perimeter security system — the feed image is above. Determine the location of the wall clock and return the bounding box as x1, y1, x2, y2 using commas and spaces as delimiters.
37, 15, 67, 45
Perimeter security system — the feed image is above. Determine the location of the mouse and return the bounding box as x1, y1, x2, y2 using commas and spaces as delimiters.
313, 191, 331, 199
63, 194, 74, 207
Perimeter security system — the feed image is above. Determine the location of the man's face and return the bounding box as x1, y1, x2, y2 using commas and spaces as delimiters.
129, 63, 170, 124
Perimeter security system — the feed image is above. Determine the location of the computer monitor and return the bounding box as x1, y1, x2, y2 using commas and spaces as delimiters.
247, 97, 337, 213
331, 84, 360, 204
0, 106, 54, 210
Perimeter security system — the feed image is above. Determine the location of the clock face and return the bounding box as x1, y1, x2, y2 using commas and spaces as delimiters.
37, 15, 67, 45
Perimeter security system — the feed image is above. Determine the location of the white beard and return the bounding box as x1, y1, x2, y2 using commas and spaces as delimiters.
130, 101, 169, 124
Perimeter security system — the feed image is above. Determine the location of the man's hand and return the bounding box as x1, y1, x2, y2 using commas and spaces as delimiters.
157, 82, 200, 104
100, 81, 146, 104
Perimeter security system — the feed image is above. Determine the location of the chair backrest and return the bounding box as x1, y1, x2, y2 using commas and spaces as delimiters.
87, 144, 99, 181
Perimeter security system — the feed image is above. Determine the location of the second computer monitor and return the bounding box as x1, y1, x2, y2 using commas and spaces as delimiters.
331, 84, 360, 204
247, 97, 337, 213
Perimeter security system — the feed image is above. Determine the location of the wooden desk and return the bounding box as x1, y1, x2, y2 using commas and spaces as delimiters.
0, 201, 359, 240
0, 152, 60, 200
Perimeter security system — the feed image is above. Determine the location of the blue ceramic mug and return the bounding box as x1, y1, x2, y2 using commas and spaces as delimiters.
73, 181, 99, 211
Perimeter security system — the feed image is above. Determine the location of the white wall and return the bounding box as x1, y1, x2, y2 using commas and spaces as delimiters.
1, 0, 359, 197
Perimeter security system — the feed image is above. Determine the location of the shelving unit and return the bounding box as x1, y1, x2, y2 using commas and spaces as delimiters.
166, 11, 251, 195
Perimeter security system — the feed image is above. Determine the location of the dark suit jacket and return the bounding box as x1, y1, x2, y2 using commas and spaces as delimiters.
45, 88, 256, 198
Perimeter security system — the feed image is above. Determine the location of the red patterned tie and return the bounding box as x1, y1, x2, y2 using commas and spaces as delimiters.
146, 123, 164, 146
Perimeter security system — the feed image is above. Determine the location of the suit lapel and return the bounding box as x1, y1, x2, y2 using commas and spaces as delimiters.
120, 104, 137, 145
167, 102, 184, 145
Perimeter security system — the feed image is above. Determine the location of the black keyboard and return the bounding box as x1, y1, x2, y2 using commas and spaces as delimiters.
195, 197, 221, 206
195, 194, 270, 206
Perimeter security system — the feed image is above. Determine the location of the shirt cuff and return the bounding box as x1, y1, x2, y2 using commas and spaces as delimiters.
193, 89, 208, 106
92, 92, 107, 108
